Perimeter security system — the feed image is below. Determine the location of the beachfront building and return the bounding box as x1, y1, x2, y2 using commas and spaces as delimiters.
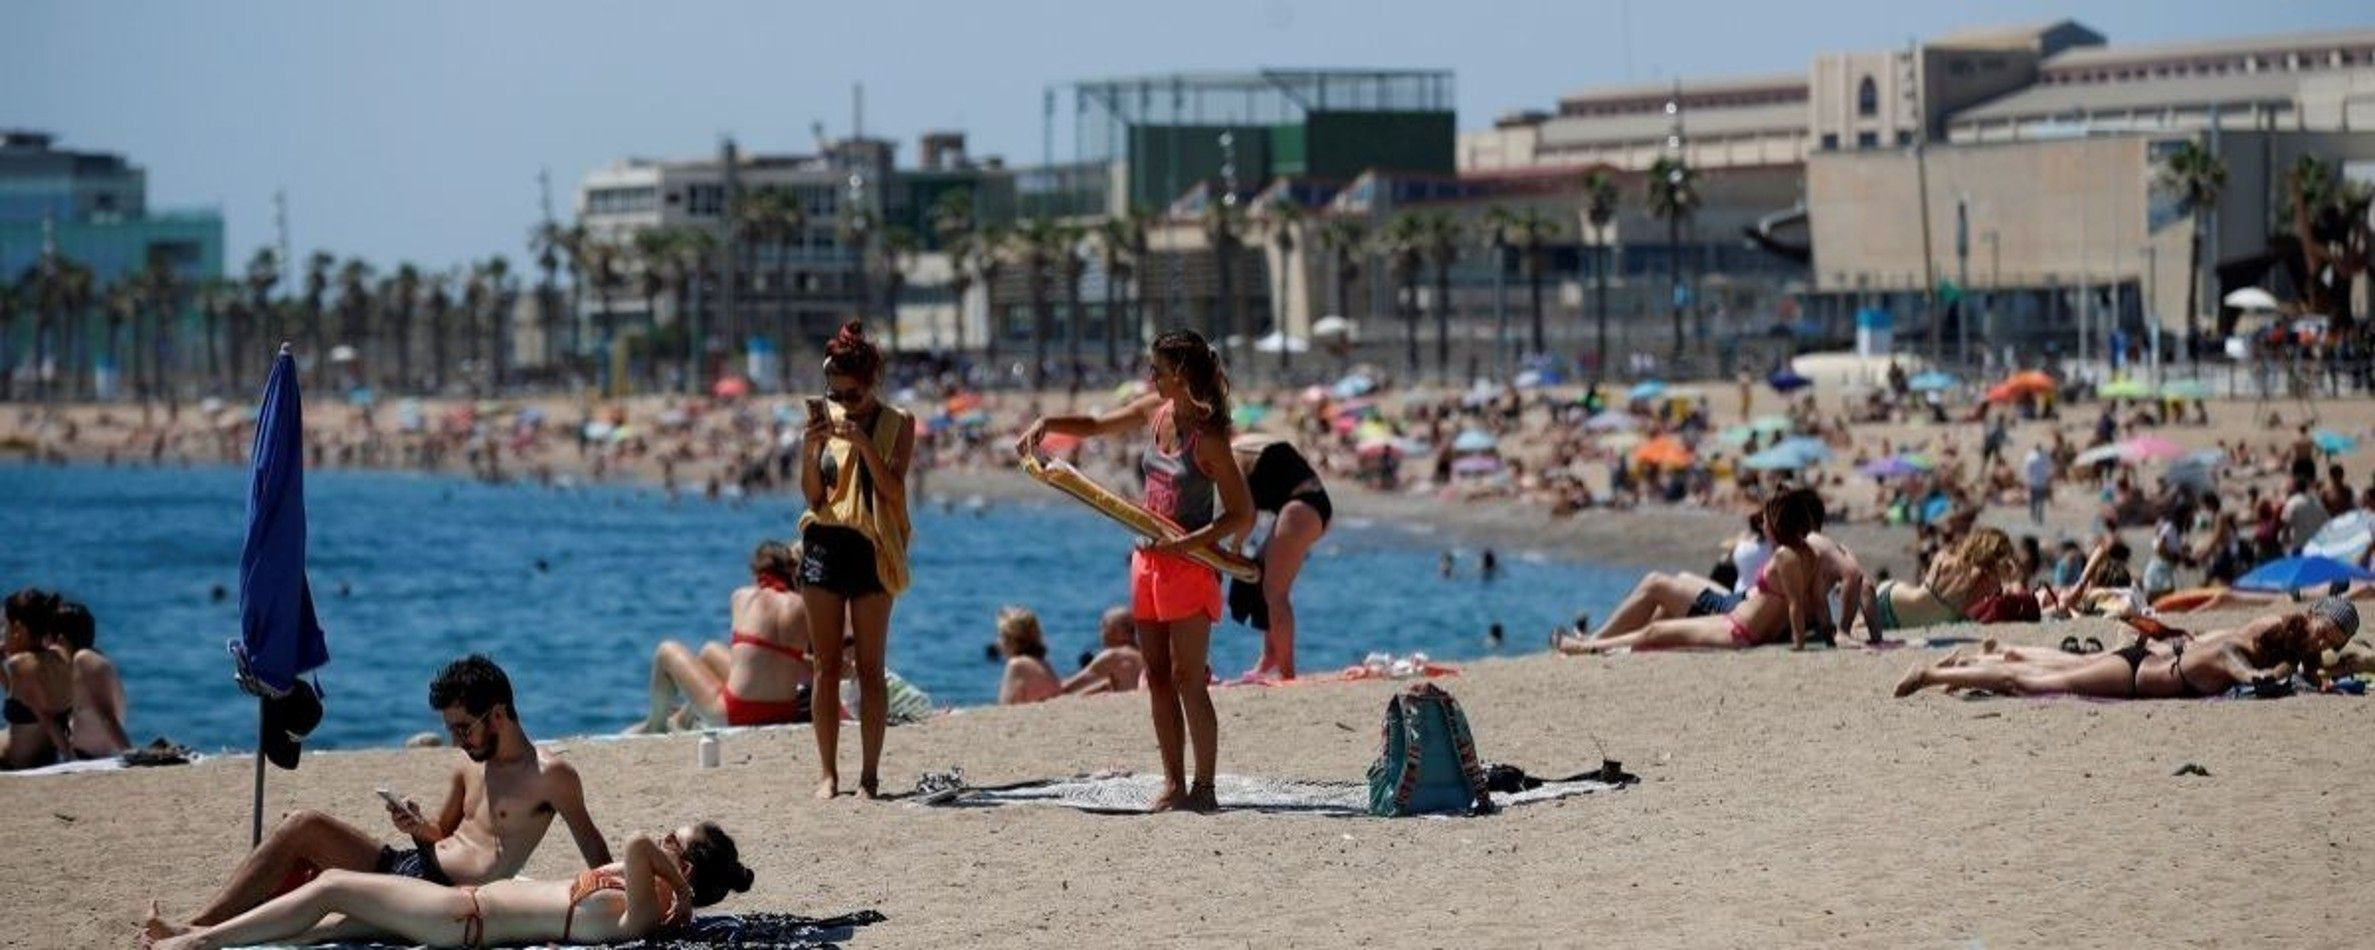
573, 133, 1014, 389
1463, 19, 2375, 369
1, 130, 225, 400
975, 69, 1459, 385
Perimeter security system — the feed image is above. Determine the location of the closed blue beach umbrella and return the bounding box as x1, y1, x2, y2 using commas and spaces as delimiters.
2234, 555, 2375, 594
235, 344, 331, 843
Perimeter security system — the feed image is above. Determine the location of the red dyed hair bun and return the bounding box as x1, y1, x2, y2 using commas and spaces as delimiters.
824, 320, 882, 384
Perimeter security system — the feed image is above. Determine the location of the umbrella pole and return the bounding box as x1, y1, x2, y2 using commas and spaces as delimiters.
252, 696, 267, 847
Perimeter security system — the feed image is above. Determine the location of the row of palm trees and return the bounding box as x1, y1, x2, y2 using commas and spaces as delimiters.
2, 245, 526, 403
915, 162, 1689, 389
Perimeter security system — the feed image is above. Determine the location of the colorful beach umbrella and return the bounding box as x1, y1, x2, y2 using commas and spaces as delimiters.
1750, 415, 1793, 435
2314, 430, 2358, 455
1633, 435, 1692, 468
711, 375, 752, 399
2072, 444, 2125, 467
1332, 373, 1378, 399
1858, 457, 1922, 479
1451, 455, 1504, 476
2234, 555, 2375, 594
1231, 404, 1271, 428
1895, 452, 1936, 471
2306, 510, 2375, 563
1451, 429, 1499, 453
1766, 369, 1812, 393
1744, 446, 1808, 470
2099, 378, 2153, 399
1626, 380, 1669, 402
2118, 436, 2186, 462
1584, 410, 1638, 432
2160, 379, 2213, 401
1907, 371, 1958, 392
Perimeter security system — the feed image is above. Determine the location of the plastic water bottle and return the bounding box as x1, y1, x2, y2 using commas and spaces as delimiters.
697, 732, 720, 769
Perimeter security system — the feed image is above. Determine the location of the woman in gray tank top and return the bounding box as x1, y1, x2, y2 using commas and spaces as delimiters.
1018, 330, 1254, 813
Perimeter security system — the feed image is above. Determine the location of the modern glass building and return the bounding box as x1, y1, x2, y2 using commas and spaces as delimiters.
0, 131, 224, 284
1034, 69, 1457, 216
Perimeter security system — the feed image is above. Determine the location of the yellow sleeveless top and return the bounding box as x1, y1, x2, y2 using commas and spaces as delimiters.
798, 403, 914, 596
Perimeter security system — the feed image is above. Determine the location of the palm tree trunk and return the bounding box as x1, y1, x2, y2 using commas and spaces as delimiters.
1064, 273, 1083, 389
1434, 262, 1452, 383
1278, 246, 1295, 379
1492, 247, 1510, 375
1595, 249, 1611, 378
1527, 257, 1546, 367
1667, 217, 1683, 360
1030, 260, 1050, 391
1401, 272, 1419, 376
2184, 217, 2202, 369
1102, 263, 1120, 373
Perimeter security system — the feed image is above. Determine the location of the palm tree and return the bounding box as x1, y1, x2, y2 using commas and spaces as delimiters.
582, 239, 626, 394
334, 258, 373, 391
481, 255, 515, 393
240, 247, 280, 384
389, 263, 422, 392
1315, 216, 1367, 338
1058, 223, 1089, 388
196, 277, 237, 392
1202, 196, 1248, 376
1378, 211, 1427, 376
302, 251, 334, 387
138, 248, 183, 402
1505, 208, 1560, 360
1481, 205, 1516, 373
530, 222, 567, 369
1581, 169, 1619, 372
1419, 212, 1463, 383
877, 225, 918, 361
974, 222, 1009, 371
1264, 196, 1305, 378
1011, 216, 1064, 390
928, 190, 977, 357
1095, 213, 1142, 372
422, 272, 453, 393
1646, 156, 1697, 360
632, 229, 680, 391
2157, 141, 2226, 363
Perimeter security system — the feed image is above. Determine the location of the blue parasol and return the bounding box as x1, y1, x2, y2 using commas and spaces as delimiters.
2234, 555, 2375, 594
1626, 380, 1668, 402
1907, 371, 1957, 392
235, 344, 330, 842
2313, 430, 2358, 456
1766, 369, 1812, 393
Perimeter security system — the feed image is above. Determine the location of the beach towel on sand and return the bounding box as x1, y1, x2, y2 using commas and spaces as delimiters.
232, 909, 886, 949
921, 771, 1617, 816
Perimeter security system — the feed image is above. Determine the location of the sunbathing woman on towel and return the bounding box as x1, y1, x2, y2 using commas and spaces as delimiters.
1573, 512, 1770, 643
635, 541, 813, 731
1560, 494, 1822, 653
1858, 527, 2017, 638
146, 824, 750, 949
1892, 597, 2358, 699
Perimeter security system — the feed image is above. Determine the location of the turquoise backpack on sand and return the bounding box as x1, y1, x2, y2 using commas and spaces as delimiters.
1366, 682, 1495, 817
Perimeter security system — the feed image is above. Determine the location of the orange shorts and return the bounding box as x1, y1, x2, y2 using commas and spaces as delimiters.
1130, 548, 1222, 623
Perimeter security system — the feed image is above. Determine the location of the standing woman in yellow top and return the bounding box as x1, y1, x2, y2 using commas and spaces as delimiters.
797, 321, 914, 800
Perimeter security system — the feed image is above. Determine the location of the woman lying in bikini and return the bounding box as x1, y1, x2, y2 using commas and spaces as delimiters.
1858, 527, 2018, 638
1892, 597, 2358, 699
146, 823, 750, 949
635, 541, 813, 732
1560, 493, 1824, 653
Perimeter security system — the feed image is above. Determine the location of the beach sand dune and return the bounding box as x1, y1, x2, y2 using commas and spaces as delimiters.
6, 610, 2372, 948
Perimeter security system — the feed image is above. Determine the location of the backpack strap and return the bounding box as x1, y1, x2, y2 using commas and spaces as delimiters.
1392, 689, 1427, 813
1439, 692, 1496, 815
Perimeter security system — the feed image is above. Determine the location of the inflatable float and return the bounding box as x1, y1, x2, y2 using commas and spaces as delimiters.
1020, 455, 1262, 583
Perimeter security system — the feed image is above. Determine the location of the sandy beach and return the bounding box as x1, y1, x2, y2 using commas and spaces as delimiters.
11, 387, 2375, 947
3, 607, 2371, 948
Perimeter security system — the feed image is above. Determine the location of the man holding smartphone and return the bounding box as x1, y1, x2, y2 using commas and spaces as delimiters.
146, 655, 613, 938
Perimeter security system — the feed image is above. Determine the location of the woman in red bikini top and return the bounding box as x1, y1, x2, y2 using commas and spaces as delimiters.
146, 823, 753, 950
635, 541, 815, 732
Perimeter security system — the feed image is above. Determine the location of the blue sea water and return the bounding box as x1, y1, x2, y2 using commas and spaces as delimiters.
1, 463, 1636, 752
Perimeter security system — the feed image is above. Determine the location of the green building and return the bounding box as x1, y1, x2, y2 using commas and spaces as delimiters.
1029, 69, 1456, 217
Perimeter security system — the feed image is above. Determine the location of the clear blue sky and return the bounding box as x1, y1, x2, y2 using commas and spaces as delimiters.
6, 0, 2366, 273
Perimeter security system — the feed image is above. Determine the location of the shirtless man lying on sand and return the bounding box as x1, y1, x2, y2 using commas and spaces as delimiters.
145, 655, 612, 939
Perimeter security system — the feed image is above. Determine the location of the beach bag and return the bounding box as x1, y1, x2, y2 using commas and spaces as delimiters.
1366, 682, 1494, 817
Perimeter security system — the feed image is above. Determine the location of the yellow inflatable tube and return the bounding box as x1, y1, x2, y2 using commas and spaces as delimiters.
1020, 456, 1263, 583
